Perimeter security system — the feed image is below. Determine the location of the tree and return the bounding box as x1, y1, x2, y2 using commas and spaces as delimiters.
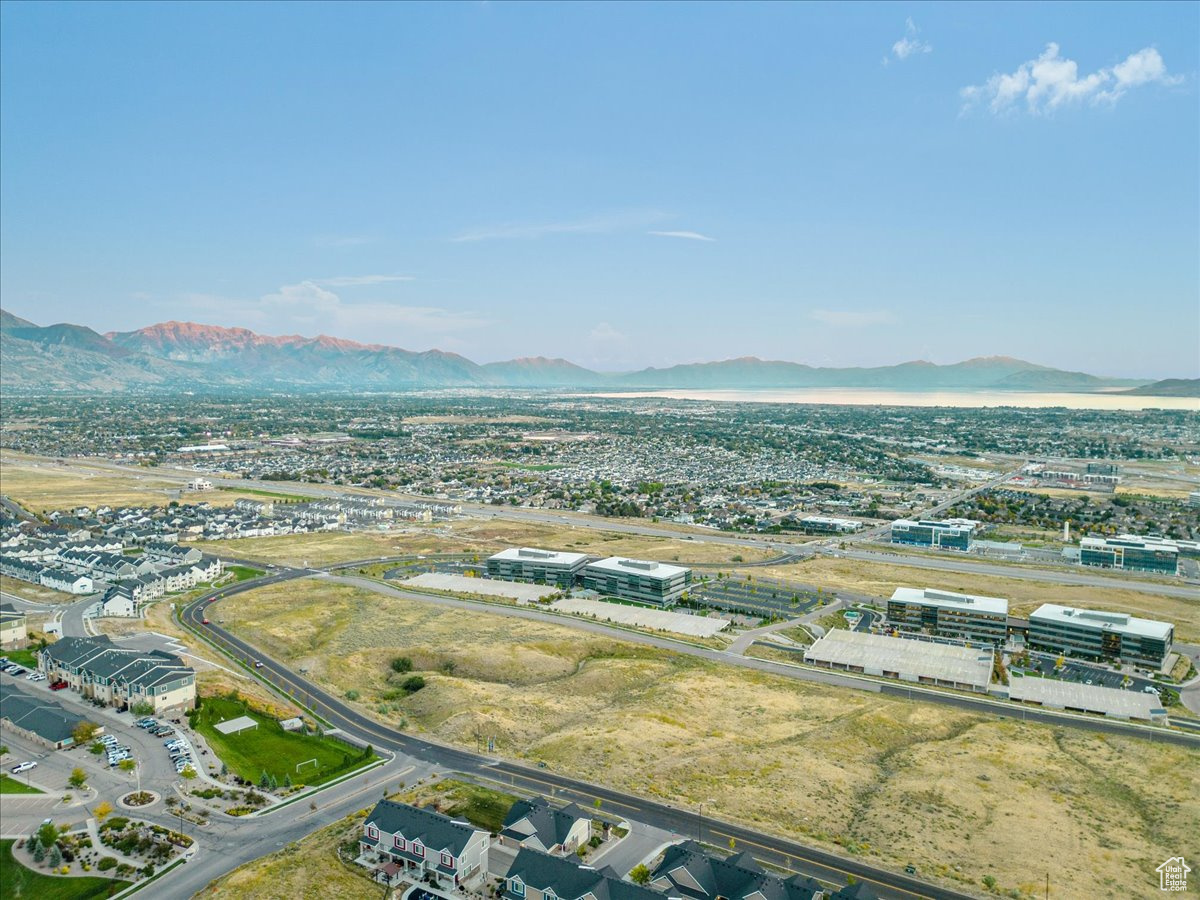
284, 773, 293, 788
68, 767, 87, 789
32, 840, 45, 864
180, 765, 198, 782
72, 721, 100, 745
130, 700, 155, 716
629, 865, 651, 885
37, 822, 59, 850
259, 771, 270, 789
94, 801, 114, 822
48, 844, 62, 867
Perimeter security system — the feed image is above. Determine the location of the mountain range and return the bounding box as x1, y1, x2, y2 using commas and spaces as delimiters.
1, 309, 1195, 396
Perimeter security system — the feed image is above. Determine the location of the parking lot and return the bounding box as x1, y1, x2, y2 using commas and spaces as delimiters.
689, 574, 830, 620
1011, 651, 1160, 696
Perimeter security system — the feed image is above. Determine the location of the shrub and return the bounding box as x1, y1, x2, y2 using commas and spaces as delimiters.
401, 675, 426, 694
345, 690, 360, 701
390, 656, 413, 674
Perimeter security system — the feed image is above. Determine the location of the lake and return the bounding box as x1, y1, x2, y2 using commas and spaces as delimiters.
581, 388, 1200, 411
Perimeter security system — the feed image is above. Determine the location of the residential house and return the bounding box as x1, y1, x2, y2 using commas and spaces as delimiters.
648, 841, 827, 900
40, 635, 196, 712
504, 847, 660, 900
501, 798, 592, 855
358, 800, 490, 890
1, 602, 28, 649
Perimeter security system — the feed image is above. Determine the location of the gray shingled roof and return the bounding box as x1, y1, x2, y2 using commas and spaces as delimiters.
365, 800, 485, 860
651, 841, 825, 900
0, 682, 89, 745
502, 798, 589, 848
507, 847, 661, 900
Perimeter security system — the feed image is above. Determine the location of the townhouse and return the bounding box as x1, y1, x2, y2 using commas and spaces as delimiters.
649, 840, 851, 900
358, 800, 490, 890
500, 798, 591, 855
1, 601, 28, 649
504, 846, 661, 900
40, 635, 197, 712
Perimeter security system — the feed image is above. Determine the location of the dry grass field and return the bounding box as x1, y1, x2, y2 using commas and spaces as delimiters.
197, 812, 372, 900
193, 518, 770, 568
0, 574, 76, 604
221, 580, 1200, 899
747, 557, 1200, 642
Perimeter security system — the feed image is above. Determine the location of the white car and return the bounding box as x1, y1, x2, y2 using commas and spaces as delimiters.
11, 761, 38, 774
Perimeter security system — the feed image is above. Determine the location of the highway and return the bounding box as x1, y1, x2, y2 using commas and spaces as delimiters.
176, 572, 976, 900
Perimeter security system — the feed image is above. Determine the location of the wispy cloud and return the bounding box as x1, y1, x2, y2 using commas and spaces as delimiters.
648, 230, 716, 242
314, 274, 415, 287
961, 44, 1182, 115
810, 309, 896, 328
884, 18, 931, 65
452, 210, 668, 242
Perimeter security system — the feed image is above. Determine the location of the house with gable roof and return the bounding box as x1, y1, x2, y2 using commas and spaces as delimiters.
358, 800, 490, 890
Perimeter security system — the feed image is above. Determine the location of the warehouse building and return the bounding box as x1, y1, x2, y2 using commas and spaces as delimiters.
887, 587, 1009, 644
486, 548, 589, 589
890, 519, 976, 551
803, 629, 993, 693
1028, 604, 1174, 669
581, 557, 692, 606
1079, 535, 1179, 575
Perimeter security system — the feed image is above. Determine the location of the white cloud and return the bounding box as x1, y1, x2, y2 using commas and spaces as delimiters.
810, 309, 896, 328
961, 44, 1181, 115
452, 210, 668, 242
886, 18, 932, 65
648, 230, 716, 242
315, 274, 415, 287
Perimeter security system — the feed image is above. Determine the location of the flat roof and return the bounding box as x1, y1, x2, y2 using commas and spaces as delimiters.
1006, 677, 1162, 721
804, 629, 993, 689
891, 586, 1009, 616
1030, 604, 1173, 640
489, 547, 590, 567
1081, 535, 1178, 554
891, 518, 977, 532
799, 516, 862, 527
584, 556, 691, 580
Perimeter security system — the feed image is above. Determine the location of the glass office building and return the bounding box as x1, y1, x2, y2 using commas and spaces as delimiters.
1079, 536, 1179, 575
1028, 604, 1174, 669
890, 519, 976, 551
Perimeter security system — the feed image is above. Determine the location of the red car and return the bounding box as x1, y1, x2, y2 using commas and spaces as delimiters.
49, 680, 69, 691
202, 618, 210, 625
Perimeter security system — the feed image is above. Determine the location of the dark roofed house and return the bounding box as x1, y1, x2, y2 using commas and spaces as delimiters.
502, 798, 592, 856
1, 601, 28, 649
505, 846, 662, 900
358, 800, 490, 890
0, 682, 101, 748
649, 841, 827, 900
40, 635, 196, 713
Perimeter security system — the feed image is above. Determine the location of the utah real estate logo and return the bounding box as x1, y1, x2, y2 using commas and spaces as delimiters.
1157, 857, 1190, 892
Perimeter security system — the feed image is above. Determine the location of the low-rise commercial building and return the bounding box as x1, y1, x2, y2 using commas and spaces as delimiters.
796, 515, 863, 535
487, 548, 589, 589
887, 587, 1009, 644
804, 628, 993, 693
40, 635, 197, 712
580, 556, 692, 605
890, 519, 975, 551
1080, 535, 1179, 575
1028, 604, 1174, 669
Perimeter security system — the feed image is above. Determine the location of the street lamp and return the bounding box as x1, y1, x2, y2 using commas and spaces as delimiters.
697, 799, 716, 844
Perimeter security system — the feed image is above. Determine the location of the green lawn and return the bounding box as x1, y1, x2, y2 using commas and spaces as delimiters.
188, 696, 376, 786
0, 775, 44, 795
409, 779, 519, 832
2, 648, 39, 668
0, 840, 122, 899
227, 565, 266, 582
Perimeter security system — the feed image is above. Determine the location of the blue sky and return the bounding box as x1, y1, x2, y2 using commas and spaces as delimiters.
1, 1, 1196, 377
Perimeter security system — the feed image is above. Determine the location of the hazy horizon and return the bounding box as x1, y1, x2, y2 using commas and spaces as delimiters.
1, 2, 1197, 378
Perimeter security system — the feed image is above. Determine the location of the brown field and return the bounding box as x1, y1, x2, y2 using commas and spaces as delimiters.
191, 518, 771, 568
198, 812, 373, 900
221, 580, 1200, 899
747, 557, 1200, 642
0, 574, 77, 604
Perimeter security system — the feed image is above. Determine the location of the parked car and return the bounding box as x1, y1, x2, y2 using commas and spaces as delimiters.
11, 761, 38, 774
50, 681, 69, 691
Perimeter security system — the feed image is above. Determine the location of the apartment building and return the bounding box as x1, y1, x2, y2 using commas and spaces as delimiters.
40, 635, 197, 712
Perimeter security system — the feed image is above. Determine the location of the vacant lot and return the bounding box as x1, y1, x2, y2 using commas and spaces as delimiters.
197, 813, 373, 900
0, 575, 79, 605
193, 518, 769, 568
189, 695, 374, 786
0, 456, 183, 512
223, 580, 1200, 899
399, 778, 519, 832
1, 839, 122, 900
748, 558, 1200, 642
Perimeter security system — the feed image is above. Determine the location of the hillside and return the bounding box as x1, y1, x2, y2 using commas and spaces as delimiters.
1120, 378, 1200, 398
0, 309, 1176, 394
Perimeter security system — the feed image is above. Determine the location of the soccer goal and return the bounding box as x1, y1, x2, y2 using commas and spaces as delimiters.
296, 758, 319, 774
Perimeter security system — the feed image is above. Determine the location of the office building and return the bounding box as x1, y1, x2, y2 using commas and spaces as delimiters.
581, 557, 692, 605
796, 516, 863, 535
1079, 535, 1179, 575
486, 548, 589, 589
890, 519, 976, 551
887, 587, 1009, 644
1028, 604, 1174, 669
